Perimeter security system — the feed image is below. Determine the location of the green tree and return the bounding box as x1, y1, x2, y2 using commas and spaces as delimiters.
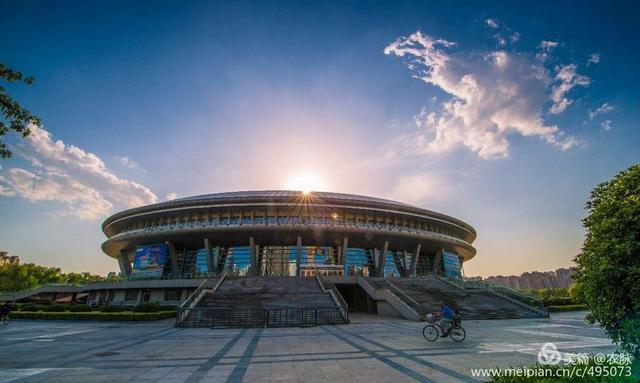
573, 164, 640, 357
0, 263, 108, 291
568, 282, 584, 304
0, 63, 41, 158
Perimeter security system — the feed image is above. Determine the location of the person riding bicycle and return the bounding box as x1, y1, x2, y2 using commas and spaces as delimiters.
452, 309, 462, 326
438, 302, 454, 335
0, 303, 10, 324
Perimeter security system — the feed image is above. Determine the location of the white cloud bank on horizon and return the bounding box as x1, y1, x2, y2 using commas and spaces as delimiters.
0, 125, 157, 219
384, 29, 590, 159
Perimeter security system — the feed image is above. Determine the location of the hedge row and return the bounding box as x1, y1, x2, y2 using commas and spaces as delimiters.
12, 311, 177, 321
13, 302, 169, 313
548, 304, 588, 312
543, 296, 580, 306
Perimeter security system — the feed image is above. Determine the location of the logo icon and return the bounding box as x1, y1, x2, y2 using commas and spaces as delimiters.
537, 342, 562, 365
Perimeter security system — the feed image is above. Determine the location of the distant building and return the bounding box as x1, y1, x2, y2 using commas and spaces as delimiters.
0, 251, 20, 266
478, 268, 574, 290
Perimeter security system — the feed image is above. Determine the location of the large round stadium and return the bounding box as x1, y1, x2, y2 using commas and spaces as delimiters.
101, 190, 477, 280
4, 190, 548, 325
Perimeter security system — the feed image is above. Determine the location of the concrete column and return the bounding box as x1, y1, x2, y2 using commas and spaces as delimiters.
167, 241, 179, 278
341, 237, 349, 276
378, 241, 389, 277
255, 244, 261, 276
204, 238, 213, 277
402, 251, 409, 276
409, 244, 421, 276
433, 249, 443, 275
213, 246, 220, 273
118, 250, 132, 280
295, 236, 302, 277
249, 237, 256, 276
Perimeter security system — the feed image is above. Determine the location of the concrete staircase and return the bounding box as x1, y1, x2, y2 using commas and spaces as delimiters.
197, 276, 336, 309
183, 277, 347, 328
386, 276, 548, 320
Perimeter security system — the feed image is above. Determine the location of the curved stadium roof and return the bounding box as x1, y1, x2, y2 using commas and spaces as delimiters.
103, 190, 476, 237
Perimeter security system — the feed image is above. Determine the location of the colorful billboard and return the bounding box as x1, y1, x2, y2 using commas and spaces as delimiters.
131, 244, 169, 279
442, 251, 462, 278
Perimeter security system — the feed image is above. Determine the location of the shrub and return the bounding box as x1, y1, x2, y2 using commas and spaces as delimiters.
12, 311, 177, 321
133, 302, 162, 313
68, 304, 92, 312
20, 303, 37, 312
24, 304, 49, 312
45, 305, 66, 312
548, 304, 588, 312
543, 297, 576, 306
99, 305, 130, 312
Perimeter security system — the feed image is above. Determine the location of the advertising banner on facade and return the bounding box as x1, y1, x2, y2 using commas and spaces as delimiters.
442, 251, 462, 278
131, 244, 169, 278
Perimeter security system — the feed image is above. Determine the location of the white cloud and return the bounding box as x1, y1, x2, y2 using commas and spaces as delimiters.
588, 102, 615, 119
165, 192, 178, 201
549, 64, 590, 114
601, 120, 612, 131
115, 156, 146, 172
0, 125, 157, 219
485, 18, 520, 46
485, 18, 499, 28
384, 31, 579, 159
536, 40, 559, 61
587, 53, 601, 65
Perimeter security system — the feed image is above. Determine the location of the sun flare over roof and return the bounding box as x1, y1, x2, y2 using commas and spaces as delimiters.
286, 172, 329, 194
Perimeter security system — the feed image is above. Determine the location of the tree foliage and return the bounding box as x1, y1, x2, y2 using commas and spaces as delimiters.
0, 262, 108, 291
573, 164, 640, 357
0, 63, 41, 158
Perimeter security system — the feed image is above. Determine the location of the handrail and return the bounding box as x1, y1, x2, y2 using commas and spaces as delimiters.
482, 287, 549, 317
319, 276, 349, 323
356, 275, 376, 296
463, 279, 544, 307
179, 279, 210, 310
386, 280, 420, 311
176, 272, 226, 326
432, 274, 467, 291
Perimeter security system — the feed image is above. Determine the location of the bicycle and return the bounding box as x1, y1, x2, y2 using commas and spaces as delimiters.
422, 320, 466, 342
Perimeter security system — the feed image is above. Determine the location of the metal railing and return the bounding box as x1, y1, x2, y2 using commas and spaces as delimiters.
176, 306, 347, 328
127, 272, 209, 281
109, 217, 471, 248
175, 275, 224, 326
318, 276, 349, 323
461, 278, 544, 308
386, 280, 420, 312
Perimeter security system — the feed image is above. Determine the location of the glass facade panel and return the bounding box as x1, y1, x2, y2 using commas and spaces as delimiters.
195, 248, 208, 273
383, 251, 401, 277
223, 247, 251, 276
344, 248, 373, 276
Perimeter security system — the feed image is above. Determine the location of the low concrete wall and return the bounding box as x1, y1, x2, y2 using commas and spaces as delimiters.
376, 301, 404, 319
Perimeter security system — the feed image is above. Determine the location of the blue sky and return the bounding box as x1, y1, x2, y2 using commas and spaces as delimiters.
1, 0, 638, 277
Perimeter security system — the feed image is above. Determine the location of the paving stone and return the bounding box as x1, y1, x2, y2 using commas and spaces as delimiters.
0, 311, 618, 383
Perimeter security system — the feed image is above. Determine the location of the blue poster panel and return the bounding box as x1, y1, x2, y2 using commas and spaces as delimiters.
442, 251, 462, 278
131, 244, 169, 279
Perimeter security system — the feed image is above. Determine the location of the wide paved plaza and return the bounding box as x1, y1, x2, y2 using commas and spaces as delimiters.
0, 311, 617, 383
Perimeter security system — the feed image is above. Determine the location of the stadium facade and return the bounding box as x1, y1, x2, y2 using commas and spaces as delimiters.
101, 190, 475, 282
2, 190, 549, 323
